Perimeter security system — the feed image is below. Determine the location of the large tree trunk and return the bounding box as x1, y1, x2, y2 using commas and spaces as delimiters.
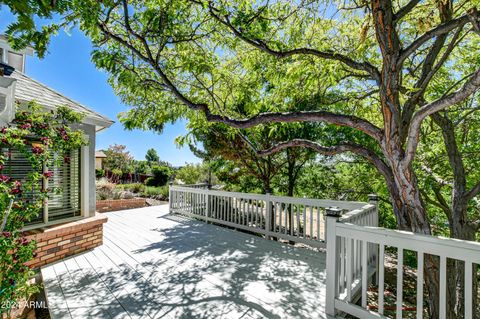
387, 162, 442, 318
447, 213, 478, 318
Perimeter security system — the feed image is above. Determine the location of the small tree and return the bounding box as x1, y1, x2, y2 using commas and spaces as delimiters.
145, 148, 159, 164
103, 144, 133, 182
0, 102, 86, 316
145, 165, 172, 187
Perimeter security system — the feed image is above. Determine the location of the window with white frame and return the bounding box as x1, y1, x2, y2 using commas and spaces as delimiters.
2, 145, 81, 227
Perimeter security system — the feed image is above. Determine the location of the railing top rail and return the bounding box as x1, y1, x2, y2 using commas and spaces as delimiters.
336, 222, 480, 263
170, 185, 368, 211
177, 183, 209, 188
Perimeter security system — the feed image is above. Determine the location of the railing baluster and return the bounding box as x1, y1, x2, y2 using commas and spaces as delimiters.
465, 261, 472, 319
303, 206, 307, 238
416, 251, 423, 319
397, 248, 403, 319
379, 244, 385, 315
439, 255, 446, 319
317, 206, 320, 240
362, 240, 368, 308
296, 205, 300, 237
339, 236, 345, 292
346, 238, 353, 302
310, 206, 313, 239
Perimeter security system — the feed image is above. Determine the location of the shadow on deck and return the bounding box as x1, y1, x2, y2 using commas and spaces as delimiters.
41, 205, 330, 319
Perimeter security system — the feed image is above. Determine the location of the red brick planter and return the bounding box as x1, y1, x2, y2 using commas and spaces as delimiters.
24, 214, 108, 269
96, 198, 147, 213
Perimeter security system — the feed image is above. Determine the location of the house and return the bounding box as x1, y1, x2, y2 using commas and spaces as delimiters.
95, 150, 107, 170
0, 36, 114, 268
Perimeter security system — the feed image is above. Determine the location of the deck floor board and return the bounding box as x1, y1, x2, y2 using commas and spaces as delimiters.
41, 205, 330, 319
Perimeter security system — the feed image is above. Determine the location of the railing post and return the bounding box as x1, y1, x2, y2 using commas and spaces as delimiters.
168, 182, 173, 213
368, 194, 379, 227
265, 193, 271, 240
205, 189, 210, 223
325, 206, 342, 317
368, 194, 379, 285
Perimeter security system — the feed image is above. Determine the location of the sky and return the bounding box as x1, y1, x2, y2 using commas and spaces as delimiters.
0, 11, 200, 166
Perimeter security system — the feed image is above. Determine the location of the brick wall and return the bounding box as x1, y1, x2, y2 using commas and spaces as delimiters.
96, 198, 147, 213
24, 214, 108, 269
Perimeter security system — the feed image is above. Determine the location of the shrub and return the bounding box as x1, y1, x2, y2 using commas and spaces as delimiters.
115, 183, 144, 194
96, 178, 116, 200
142, 186, 169, 200
119, 191, 135, 199
144, 165, 172, 187
95, 168, 105, 178
144, 177, 155, 187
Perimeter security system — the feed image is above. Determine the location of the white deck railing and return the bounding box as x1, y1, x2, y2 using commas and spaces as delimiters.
169, 185, 376, 248
170, 185, 480, 318
326, 215, 480, 319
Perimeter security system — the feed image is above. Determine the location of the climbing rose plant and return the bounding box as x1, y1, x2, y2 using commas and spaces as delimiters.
0, 102, 87, 315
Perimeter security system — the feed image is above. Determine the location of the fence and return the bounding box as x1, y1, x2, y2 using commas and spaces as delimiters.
169, 185, 376, 248
326, 213, 480, 319
170, 185, 480, 318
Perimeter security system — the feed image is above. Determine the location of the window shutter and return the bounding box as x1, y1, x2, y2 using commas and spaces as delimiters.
47, 149, 81, 221
2, 146, 44, 225
2, 146, 81, 226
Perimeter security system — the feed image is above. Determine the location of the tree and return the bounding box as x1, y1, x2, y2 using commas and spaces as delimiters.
103, 144, 133, 182
4, 0, 480, 315
175, 163, 210, 186
145, 148, 159, 164
145, 165, 172, 187
187, 124, 285, 194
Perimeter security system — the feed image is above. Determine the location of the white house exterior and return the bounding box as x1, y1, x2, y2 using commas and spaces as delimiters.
0, 36, 113, 230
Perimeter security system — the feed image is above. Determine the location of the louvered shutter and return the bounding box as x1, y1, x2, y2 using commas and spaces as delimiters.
2, 146, 81, 226
2, 146, 44, 225
47, 149, 81, 221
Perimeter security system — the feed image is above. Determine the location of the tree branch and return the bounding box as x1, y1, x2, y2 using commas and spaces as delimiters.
204, 2, 381, 82
465, 181, 480, 201
394, 0, 421, 21
397, 12, 476, 66
256, 138, 393, 181
403, 68, 480, 165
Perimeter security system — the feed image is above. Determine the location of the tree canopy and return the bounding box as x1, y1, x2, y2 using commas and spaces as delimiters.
3, 1, 480, 315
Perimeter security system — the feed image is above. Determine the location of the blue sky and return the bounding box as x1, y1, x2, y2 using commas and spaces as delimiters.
0, 12, 200, 166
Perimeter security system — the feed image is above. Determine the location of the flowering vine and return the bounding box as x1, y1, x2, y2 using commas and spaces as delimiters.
0, 102, 87, 315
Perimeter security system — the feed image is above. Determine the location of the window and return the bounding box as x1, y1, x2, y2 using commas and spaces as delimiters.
2, 146, 81, 227
2, 146, 45, 225
0, 48, 4, 63
48, 149, 81, 221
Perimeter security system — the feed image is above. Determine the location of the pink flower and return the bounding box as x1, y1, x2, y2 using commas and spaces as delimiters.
0, 165, 4, 170
31, 146, 44, 155
2, 231, 11, 238
40, 137, 49, 145
20, 123, 31, 130
43, 171, 54, 179
0, 175, 11, 183
9, 180, 22, 195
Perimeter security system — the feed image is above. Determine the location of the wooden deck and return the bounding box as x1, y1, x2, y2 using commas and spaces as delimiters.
41, 205, 330, 319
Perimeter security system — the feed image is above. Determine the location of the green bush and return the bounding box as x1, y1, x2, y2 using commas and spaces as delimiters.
142, 185, 169, 200
144, 165, 172, 187
95, 168, 105, 178
116, 183, 144, 193
144, 177, 155, 187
